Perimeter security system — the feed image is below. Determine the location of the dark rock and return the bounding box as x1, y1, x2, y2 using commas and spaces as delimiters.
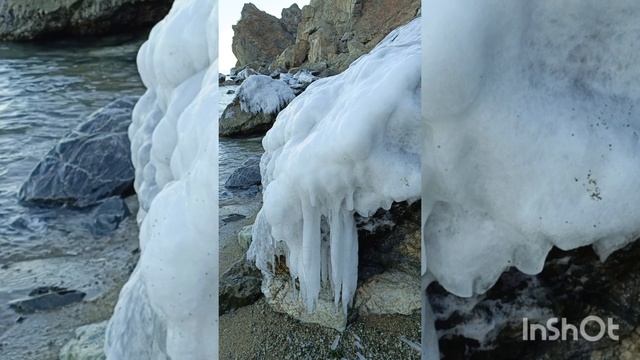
0, 0, 172, 41
88, 196, 130, 236
225, 157, 261, 189
221, 214, 246, 224
219, 260, 262, 314
431, 239, 640, 359
219, 73, 226, 84
226, 89, 235, 95
9, 286, 85, 314
19, 97, 137, 208
280, 4, 302, 35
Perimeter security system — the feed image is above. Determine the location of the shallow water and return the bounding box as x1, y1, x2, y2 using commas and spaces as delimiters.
218, 85, 264, 206
0, 36, 144, 264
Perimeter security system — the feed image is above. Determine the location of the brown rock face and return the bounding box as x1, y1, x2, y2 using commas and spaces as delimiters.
231, 3, 299, 71
273, 0, 421, 75
0, 0, 172, 41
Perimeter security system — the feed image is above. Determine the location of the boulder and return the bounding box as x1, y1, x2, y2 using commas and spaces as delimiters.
232, 3, 298, 70
355, 270, 420, 316
224, 157, 261, 189
88, 196, 130, 236
19, 97, 136, 208
219, 260, 262, 315
263, 275, 348, 331
9, 286, 86, 314
219, 75, 295, 137
0, 0, 172, 41
59, 321, 107, 360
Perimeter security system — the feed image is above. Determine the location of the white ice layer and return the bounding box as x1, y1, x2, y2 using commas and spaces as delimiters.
105, 0, 218, 359
422, 0, 640, 298
249, 18, 421, 311
237, 74, 295, 115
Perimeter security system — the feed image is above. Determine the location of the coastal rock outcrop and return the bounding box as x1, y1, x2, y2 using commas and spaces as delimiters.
0, 0, 172, 41
18, 97, 136, 208
272, 0, 420, 74
232, 3, 299, 71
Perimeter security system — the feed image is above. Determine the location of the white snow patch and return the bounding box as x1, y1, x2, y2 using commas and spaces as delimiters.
248, 18, 421, 312
105, 0, 218, 359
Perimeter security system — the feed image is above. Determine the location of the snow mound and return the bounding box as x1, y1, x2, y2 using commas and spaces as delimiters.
105, 0, 218, 359
422, 0, 640, 298
236, 74, 295, 115
249, 18, 421, 312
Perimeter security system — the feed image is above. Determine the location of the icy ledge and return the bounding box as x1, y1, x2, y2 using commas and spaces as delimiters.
104, 0, 218, 359
422, 0, 640, 357
248, 18, 421, 312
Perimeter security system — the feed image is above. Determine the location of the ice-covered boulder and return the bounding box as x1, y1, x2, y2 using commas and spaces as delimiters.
249, 17, 421, 316
105, 0, 218, 358
59, 321, 107, 360
225, 157, 261, 189
219, 75, 295, 137
19, 97, 137, 208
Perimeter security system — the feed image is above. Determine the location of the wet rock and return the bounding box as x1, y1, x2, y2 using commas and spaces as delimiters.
59, 321, 107, 360
355, 270, 420, 316
226, 89, 235, 95
0, 0, 172, 41
9, 286, 86, 314
220, 260, 262, 315
19, 97, 136, 208
237, 225, 253, 250
88, 196, 130, 236
219, 73, 226, 83
225, 157, 261, 189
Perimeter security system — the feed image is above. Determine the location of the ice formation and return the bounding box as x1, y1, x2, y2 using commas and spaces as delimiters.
236, 74, 295, 115
249, 18, 421, 312
422, 1, 640, 356
105, 0, 218, 359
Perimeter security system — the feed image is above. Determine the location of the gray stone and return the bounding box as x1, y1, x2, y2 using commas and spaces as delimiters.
220, 260, 262, 314
19, 97, 137, 208
225, 157, 261, 189
263, 276, 348, 331
89, 196, 130, 236
0, 0, 172, 41
355, 270, 420, 316
59, 321, 107, 360
9, 286, 86, 314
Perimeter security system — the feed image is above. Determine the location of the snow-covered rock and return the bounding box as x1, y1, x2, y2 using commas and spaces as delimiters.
105, 0, 218, 359
219, 75, 295, 136
249, 18, 421, 315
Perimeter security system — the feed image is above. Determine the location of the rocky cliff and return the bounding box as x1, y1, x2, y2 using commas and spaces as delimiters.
232, 0, 420, 75
231, 3, 301, 71
276, 0, 420, 74
0, 0, 172, 41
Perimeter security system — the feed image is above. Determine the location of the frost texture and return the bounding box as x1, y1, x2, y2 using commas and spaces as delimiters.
105, 0, 218, 359
422, 0, 640, 298
237, 74, 295, 115
249, 19, 421, 312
